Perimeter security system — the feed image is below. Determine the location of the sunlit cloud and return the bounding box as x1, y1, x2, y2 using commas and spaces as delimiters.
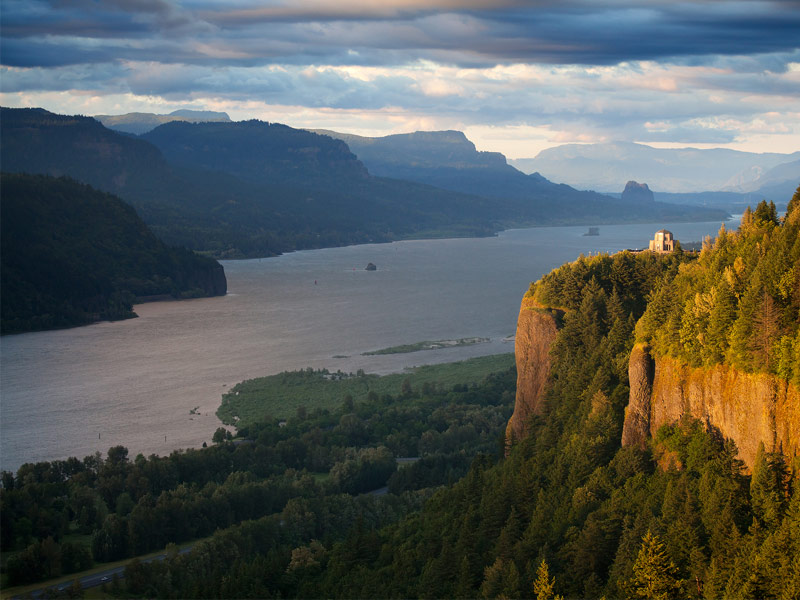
1, 1, 799, 155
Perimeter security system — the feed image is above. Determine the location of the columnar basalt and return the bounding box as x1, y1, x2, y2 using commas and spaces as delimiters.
622, 345, 800, 470
505, 296, 559, 448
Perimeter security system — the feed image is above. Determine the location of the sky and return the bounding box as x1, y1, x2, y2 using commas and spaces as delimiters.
1, 0, 799, 158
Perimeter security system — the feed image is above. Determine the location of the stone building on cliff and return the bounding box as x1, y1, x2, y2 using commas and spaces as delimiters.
649, 229, 674, 253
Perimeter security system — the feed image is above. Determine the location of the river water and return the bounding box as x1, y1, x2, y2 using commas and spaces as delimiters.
0, 220, 734, 473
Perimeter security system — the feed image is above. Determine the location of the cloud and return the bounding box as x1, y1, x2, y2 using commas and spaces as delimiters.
3, 1, 799, 68
1, 1, 798, 155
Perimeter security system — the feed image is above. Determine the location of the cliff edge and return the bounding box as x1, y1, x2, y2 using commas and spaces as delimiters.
622, 345, 800, 470
505, 296, 560, 447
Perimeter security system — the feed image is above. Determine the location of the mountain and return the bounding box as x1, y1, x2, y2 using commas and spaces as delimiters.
0, 173, 226, 334
511, 141, 798, 194
315, 129, 728, 223
2, 108, 728, 260
142, 120, 369, 186
738, 158, 800, 197
94, 109, 231, 135
0, 108, 501, 257
621, 181, 654, 203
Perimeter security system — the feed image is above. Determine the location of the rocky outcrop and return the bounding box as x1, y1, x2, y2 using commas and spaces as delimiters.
622, 346, 800, 470
198, 260, 228, 296
621, 344, 655, 449
621, 181, 654, 203
505, 296, 560, 447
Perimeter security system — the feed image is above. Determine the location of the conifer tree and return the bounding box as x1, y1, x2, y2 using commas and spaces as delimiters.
706, 279, 737, 364
626, 530, 684, 600
532, 559, 563, 600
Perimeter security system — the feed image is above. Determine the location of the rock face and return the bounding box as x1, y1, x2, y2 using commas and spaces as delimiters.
505, 296, 560, 446
622, 345, 800, 470
621, 344, 655, 449
200, 261, 228, 296
621, 181, 654, 203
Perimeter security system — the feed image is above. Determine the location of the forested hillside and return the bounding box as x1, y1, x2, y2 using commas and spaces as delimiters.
0, 107, 498, 257
636, 196, 800, 383
292, 197, 799, 598
0, 173, 226, 334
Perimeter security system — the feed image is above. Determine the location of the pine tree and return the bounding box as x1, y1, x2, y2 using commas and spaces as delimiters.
750, 290, 782, 372
706, 279, 737, 364
750, 442, 788, 528
532, 558, 565, 600
626, 530, 684, 600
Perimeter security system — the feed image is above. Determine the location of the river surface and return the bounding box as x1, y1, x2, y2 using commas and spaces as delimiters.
0, 220, 735, 473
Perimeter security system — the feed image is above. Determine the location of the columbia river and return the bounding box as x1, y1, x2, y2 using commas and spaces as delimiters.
0, 220, 735, 472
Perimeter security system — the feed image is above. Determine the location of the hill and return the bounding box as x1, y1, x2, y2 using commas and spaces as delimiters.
315, 129, 729, 224
0, 173, 226, 334
0, 108, 502, 257
511, 141, 798, 195
94, 109, 231, 135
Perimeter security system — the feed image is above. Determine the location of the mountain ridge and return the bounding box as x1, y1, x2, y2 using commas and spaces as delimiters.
511, 141, 799, 195
95, 109, 231, 135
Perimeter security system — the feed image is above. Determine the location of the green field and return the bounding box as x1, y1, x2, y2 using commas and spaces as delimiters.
216, 353, 515, 427
361, 337, 490, 355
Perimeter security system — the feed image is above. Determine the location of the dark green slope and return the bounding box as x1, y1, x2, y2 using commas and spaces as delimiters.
0, 173, 226, 334
302, 199, 800, 599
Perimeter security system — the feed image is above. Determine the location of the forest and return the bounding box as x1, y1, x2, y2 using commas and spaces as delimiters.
1, 193, 797, 598
0, 357, 516, 595
0, 173, 226, 335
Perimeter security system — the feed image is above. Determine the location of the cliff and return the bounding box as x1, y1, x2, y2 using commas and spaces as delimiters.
505, 296, 560, 446
622, 345, 800, 470
621, 180, 654, 203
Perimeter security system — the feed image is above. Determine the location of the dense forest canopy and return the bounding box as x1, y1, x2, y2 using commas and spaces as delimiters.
635, 195, 800, 383
0, 173, 226, 334
0, 359, 516, 593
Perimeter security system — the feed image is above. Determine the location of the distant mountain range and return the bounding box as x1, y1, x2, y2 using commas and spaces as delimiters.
314, 128, 727, 221
2, 108, 728, 260
95, 109, 231, 135
510, 141, 799, 198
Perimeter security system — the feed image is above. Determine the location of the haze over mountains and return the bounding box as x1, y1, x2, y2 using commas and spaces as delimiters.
510, 141, 799, 198
95, 109, 232, 136
1, 107, 726, 261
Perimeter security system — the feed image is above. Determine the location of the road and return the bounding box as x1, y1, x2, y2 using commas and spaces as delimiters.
12, 546, 193, 599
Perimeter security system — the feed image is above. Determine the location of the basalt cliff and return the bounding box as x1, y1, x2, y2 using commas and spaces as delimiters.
509, 295, 799, 470
508, 193, 800, 469
505, 295, 560, 446
622, 344, 799, 470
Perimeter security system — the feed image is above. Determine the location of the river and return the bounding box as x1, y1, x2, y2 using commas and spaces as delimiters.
0, 219, 735, 473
